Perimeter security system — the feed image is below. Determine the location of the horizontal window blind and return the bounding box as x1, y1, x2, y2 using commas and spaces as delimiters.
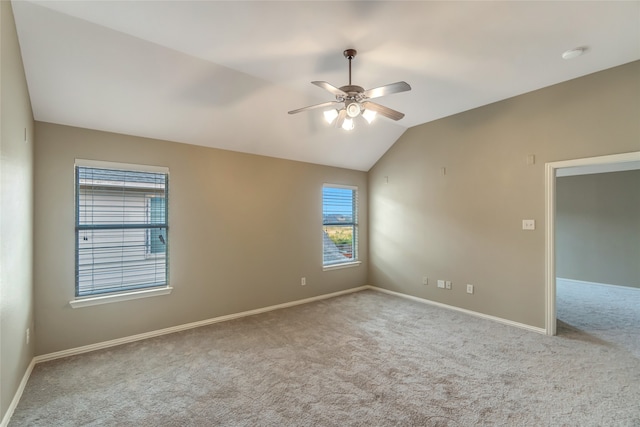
322, 185, 358, 266
75, 165, 169, 297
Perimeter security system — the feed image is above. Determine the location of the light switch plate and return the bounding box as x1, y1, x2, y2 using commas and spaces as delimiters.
522, 219, 535, 230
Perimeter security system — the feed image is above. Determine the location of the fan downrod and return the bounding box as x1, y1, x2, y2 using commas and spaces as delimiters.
343, 49, 357, 86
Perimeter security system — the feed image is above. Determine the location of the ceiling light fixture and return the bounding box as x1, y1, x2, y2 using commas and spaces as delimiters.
346, 102, 361, 118
362, 109, 377, 124
324, 105, 376, 129
341, 117, 354, 131
562, 47, 587, 60
324, 109, 339, 124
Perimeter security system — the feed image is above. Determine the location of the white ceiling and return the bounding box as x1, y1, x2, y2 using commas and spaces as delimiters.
12, 1, 640, 171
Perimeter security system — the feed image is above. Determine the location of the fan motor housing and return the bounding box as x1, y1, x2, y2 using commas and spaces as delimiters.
339, 85, 364, 94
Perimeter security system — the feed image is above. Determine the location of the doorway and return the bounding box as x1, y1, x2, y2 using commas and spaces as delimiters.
544, 151, 640, 336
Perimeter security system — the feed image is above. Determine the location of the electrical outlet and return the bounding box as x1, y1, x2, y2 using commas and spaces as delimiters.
445, 281, 452, 290
26, 328, 30, 344
437, 280, 445, 289
301, 277, 306, 286
466, 284, 474, 294
422, 276, 428, 286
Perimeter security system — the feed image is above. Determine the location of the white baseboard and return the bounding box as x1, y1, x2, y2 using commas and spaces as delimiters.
0, 358, 35, 427
35, 286, 368, 363
366, 286, 547, 335
556, 277, 640, 291
35, 284, 547, 364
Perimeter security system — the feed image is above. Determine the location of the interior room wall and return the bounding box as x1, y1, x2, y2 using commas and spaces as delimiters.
0, 1, 35, 422
368, 61, 640, 329
556, 170, 640, 289
33, 122, 368, 355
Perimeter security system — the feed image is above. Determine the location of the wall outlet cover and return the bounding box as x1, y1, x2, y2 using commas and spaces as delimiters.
522, 219, 535, 230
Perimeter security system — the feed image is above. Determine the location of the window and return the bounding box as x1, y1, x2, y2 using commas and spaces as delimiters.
75, 160, 169, 298
322, 184, 358, 267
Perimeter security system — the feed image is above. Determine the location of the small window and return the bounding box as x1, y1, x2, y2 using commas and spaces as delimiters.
322, 184, 358, 267
75, 160, 169, 297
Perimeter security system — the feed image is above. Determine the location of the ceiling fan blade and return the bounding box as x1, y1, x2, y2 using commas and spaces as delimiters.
335, 109, 347, 128
362, 101, 405, 121
288, 101, 341, 115
312, 81, 347, 97
363, 82, 411, 100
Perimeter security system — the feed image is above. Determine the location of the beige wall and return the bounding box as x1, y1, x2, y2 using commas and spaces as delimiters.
557, 170, 640, 289
368, 61, 640, 329
0, 1, 35, 421
34, 122, 368, 355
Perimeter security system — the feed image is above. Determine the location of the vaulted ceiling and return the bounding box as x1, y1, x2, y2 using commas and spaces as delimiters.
12, 1, 640, 171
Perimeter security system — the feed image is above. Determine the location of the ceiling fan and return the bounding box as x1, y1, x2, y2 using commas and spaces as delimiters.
288, 49, 411, 130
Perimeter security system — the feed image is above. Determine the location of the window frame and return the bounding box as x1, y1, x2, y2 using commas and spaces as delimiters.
71, 159, 172, 308
322, 183, 361, 270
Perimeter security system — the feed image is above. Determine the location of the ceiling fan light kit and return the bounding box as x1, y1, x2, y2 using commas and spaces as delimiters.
288, 49, 411, 131
346, 101, 361, 118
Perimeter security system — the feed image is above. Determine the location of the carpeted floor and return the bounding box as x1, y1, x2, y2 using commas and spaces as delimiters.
10, 286, 640, 426
556, 279, 640, 359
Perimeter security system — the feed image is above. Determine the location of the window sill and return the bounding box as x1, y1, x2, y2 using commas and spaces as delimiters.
69, 286, 173, 308
323, 261, 362, 271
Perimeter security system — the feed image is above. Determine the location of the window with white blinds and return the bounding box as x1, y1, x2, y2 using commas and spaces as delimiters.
322, 184, 358, 267
75, 161, 169, 297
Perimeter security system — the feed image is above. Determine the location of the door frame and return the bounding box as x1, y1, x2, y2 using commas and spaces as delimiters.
544, 151, 640, 335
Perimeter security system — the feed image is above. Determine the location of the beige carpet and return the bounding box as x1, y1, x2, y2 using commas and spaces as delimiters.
10, 288, 640, 426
